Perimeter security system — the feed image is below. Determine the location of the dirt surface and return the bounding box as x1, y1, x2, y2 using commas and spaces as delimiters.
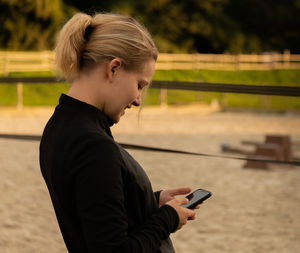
0, 104, 299, 253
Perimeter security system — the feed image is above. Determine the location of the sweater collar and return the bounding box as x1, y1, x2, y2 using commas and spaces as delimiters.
58, 93, 114, 133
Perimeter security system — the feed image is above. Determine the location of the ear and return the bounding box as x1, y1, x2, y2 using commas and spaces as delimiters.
106, 58, 122, 82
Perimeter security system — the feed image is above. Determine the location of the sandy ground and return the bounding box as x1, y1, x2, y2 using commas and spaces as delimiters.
0, 104, 300, 253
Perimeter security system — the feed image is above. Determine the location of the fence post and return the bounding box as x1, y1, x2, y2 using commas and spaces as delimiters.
221, 93, 227, 109
17, 82, 23, 110
235, 54, 240, 71
192, 54, 198, 70
42, 51, 48, 69
283, 49, 290, 69
260, 95, 271, 111
4, 52, 9, 76
160, 89, 168, 107
42, 50, 52, 70
272, 52, 280, 70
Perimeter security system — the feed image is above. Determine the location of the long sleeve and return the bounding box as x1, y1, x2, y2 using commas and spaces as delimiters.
40, 94, 178, 253
73, 135, 179, 253
154, 191, 162, 205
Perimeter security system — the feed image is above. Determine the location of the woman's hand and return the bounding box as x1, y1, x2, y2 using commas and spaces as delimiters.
165, 197, 195, 231
160, 187, 202, 231
159, 187, 191, 207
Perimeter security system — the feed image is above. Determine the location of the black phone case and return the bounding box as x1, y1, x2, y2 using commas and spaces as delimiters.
181, 189, 212, 209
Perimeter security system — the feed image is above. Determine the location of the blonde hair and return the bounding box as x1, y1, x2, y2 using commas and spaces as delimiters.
55, 13, 158, 81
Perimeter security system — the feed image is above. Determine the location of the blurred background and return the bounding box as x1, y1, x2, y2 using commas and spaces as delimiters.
0, 1, 300, 253
1, 0, 300, 53
0, 0, 299, 110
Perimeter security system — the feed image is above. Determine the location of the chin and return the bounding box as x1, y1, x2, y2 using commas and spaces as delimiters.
110, 111, 124, 124
112, 115, 121, 124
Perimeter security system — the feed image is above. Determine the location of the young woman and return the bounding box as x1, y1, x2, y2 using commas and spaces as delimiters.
40, 12, 199, 253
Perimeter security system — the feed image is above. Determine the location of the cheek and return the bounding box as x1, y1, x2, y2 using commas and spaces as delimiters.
125, 85, 138, 102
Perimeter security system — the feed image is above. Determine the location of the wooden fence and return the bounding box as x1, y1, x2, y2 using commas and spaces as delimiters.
1, 77, 300, 110
157, 50, 300, 70
1, 50, 300, 75
0, 51, 55, 75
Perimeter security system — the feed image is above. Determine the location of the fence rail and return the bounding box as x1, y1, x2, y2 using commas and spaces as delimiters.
1, 50, 300, 75
1, 77, 299, 109
1, 77, 299, 97
0, 51, 55, 74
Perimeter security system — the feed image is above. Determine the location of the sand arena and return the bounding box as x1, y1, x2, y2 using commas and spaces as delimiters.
0, 104, 299, 253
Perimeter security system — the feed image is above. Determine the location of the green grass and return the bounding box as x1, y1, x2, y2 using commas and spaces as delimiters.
153, 69, 300, 85
1, 69, 300, 111
7, 71, 56, 77
23, 83, 69, 105
147, 69, 300, 111
0, 84, 17, 106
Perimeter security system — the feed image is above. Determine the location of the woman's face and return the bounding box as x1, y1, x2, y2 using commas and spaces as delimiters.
105, 59, 155, 123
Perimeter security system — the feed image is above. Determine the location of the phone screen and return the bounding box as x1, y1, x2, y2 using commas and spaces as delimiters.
182, 189, 211, 209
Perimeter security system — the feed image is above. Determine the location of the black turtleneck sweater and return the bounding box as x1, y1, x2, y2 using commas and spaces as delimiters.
39, 94, 179, 253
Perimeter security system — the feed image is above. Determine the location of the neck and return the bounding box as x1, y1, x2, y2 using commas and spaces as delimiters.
67, 69, 107, 111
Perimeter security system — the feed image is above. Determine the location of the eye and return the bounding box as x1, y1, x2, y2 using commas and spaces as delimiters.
138, 83, 143, 90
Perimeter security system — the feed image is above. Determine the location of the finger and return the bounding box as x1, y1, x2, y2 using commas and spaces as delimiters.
177, 197, 189, 205
160, 190, 174, 202
188, 215, 196, 220
183, 218, 188, 225
193, 204, 201, 210
168, 187, 191, 196
187, 209, 196, 218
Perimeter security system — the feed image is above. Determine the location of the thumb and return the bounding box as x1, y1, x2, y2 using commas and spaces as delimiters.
168, 187, 191, 196
177, 197, 189, 205
187, 208, 196, 217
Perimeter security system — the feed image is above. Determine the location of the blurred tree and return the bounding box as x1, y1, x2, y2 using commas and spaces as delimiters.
62, 0, 119, 14
2, 0, 298, 52
0, 0, 76, 50
112, 0, 239, 53
226, 0, 300, 53
118, 0, 300, 53
61, 0, 300, 53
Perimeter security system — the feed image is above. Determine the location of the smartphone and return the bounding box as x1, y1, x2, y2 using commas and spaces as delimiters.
181, 188, 212, 209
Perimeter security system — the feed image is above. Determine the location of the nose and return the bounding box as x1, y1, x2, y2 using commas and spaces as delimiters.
132, 92, 141, 107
